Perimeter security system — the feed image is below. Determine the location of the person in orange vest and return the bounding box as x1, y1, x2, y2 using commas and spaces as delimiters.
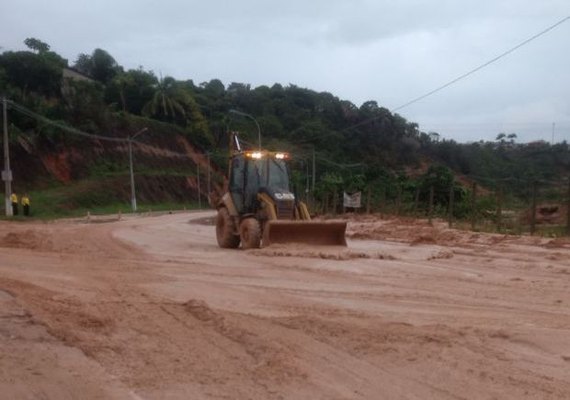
10, 192, 18, 216
21, 194, 30, 216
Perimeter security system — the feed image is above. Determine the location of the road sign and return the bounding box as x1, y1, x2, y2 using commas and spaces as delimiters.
1, 170, 12, 181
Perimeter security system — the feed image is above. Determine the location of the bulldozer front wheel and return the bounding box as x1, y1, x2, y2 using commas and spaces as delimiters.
239, 218, 261, 249
216, 207, 240, 248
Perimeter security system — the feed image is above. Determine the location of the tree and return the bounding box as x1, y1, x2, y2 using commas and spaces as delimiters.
104, 68, 156, 115
73, 49, 120, 84
316, 172, 344, 210
0, 51, 62, 99
143, 76, 187, 120
91, 49, 120, 83
24, 38, 50, 54
109, 72, 134, 112
61, 79, 107, 129
359, 100, 380, 115
142, 75, 212, 145
420, 165, 456, 210
201, 79, 225, 97
428, 131, 440, 142
74, 53, 92, 74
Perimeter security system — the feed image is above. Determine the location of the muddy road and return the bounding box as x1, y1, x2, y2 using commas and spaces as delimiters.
1, 211, 569, 399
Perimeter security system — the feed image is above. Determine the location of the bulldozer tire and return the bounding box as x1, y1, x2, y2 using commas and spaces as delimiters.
216, 208, 240, 248
239, 218, 261, 249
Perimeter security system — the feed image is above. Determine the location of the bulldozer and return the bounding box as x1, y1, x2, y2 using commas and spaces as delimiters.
215, 133, 347, 249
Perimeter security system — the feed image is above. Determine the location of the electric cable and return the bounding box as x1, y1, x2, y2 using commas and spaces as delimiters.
392, 15, 570, 112
297, 16, 570, 144
8, 100, 128, 143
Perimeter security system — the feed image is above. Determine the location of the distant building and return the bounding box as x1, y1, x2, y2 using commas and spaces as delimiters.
62, 67, 93, 83
61, 67, 95, 97
527, 140, 548, 148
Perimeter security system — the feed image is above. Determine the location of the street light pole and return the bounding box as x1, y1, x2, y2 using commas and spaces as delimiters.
128, 127, 148, 213
197, 163, 201, 209
206, 152, 211, 197
305, 158, 309, 201
229, 109, 261, 150
2, 97, 12, 217
312, 146, 316, 192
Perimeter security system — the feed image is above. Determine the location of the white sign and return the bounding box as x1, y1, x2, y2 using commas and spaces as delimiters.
1, 170, 12, 181
343, 191, 362, 208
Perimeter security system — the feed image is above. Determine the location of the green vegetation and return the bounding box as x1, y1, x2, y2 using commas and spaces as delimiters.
15, 184, 201, 220
0, 37, 568, 227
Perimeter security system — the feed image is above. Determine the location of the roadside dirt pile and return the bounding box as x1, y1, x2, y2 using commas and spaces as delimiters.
345, 214, 568, 248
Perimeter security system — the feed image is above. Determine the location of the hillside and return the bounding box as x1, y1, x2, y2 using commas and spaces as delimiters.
1, 38, 569, 218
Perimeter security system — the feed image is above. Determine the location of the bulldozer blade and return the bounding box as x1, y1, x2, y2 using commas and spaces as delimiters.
263, 220, 347, 247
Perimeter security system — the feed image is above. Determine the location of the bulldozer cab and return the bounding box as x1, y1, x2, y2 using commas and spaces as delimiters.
229, 152, 291, 215
216, 132, 346, 249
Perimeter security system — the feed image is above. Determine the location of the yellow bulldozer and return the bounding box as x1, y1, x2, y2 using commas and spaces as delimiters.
215, 133, 347, 249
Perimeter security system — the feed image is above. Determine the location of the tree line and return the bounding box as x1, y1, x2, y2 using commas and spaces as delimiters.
0, 37, 568, 214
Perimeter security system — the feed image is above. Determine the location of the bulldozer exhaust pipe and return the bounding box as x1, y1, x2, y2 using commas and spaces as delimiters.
262, 220, 347, 247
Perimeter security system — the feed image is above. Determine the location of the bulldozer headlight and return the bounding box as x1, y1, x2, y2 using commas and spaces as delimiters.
246, 151, 263, 159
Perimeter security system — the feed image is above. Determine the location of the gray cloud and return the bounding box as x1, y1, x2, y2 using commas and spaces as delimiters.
1, 0, 568, 143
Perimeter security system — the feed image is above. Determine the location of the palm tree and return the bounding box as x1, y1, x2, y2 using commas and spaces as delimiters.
142, 75, 213, 145
142, 76, 187, 121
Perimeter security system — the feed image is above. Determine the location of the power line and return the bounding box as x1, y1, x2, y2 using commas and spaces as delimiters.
7, 99, 232, 162
317, 156, 364, 169
298, 15, 570, 144
8, 100, 128, 143
392, 15, 570, 112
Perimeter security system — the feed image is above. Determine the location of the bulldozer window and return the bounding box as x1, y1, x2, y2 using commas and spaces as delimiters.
230, 156, 245, 212
242, 158, 290, 211
268, 159, 289, 192
244, 159, 263, 211
245, 159, 289, 192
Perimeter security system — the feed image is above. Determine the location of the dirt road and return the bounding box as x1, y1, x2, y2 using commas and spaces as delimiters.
1, 211, 569, 399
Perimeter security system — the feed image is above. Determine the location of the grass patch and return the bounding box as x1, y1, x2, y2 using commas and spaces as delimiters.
0, 176, 206, 220
1, 199, 204, 220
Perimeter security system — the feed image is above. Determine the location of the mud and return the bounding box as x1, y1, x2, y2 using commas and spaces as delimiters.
0, 212, 569, 399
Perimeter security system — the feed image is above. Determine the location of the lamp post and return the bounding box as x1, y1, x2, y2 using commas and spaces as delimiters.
2, 97, 12, 217
229, 109, 261, 150
128, 127, 148, 212
206, 151, 211, 197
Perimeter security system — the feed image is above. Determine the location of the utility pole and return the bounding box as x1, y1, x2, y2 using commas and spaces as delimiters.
311, 148, 316, 210
2, 97, 12, 217
428, 185, 434, 224
448, 180, 455, 228
206, 152, 211, 198
566, 178, 570, 236
128, 127, 148, 213
470, 183, 477, 231
305, 159, 309, 203
496, 187, 503, 233
128, 139, 136, 212
197, 163, 201, 209
312, 147, 316, 192
551, 122, 555, 145
530, 181, 537, 235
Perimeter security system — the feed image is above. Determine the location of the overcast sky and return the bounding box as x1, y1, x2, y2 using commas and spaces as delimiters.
1, 0, 569, 143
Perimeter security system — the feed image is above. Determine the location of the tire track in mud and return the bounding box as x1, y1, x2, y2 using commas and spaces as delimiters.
0, 280, 137, 399
1, 212, 570, 399
0, 222, 308, 398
